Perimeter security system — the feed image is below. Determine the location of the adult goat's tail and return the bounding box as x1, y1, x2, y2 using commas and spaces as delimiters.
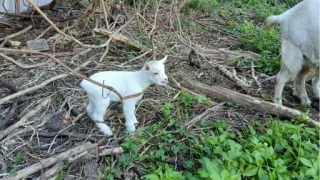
264, 15, 283, 29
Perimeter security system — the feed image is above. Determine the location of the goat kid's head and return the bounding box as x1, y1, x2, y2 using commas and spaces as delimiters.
143, 55, 168, 86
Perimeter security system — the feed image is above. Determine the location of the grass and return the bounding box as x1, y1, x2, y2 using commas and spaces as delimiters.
93, 91, 319, 180
91, 1, 320, 179
181, 0, 292, 74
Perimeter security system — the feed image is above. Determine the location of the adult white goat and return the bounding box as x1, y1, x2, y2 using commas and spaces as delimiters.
265, 0, 319, 106
80, 56, 168, 136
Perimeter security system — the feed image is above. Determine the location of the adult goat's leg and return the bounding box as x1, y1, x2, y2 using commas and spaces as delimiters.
296, 66, 312, 106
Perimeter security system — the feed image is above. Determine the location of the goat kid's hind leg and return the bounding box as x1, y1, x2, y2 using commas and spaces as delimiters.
87, 98, 113, 136
122, 100, 138, 133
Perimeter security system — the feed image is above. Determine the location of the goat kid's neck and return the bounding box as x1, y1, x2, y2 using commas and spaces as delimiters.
135, 69, 153, 91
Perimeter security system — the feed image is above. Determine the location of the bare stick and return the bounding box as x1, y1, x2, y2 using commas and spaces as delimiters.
0, 60, 91, 106
0, 80, 19, 129
0, 97, 51, 141
101, 0, 110, 29
34, 25, 54, 40
251, 60, 261, 91
186, 102, 225, 129
0, 53, 46, 69
0, 74, 65, 106
178, 76, 320, 128
0, 48, 144, 100
120, 49, 152, 66
0, 25, 32, 42
4, 142, 123, 180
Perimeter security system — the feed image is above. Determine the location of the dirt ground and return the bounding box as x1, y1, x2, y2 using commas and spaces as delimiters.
0, 1, 319, 179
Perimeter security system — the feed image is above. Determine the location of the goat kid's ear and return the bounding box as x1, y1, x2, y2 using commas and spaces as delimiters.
158, 55, 168, 64
145, 64, 150, 71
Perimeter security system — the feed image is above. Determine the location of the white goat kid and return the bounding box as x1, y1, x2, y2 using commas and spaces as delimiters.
80, 56, 169, 136
265, 0, 320, 106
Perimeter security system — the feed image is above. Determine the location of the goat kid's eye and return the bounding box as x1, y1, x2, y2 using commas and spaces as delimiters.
153, 73, 159, 75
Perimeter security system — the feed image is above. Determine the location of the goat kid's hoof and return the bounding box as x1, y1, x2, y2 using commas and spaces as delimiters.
99, 126, 113, 136
126, 125, 136, 133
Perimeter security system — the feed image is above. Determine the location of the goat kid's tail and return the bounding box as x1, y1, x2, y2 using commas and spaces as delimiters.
264, 15, 282, 29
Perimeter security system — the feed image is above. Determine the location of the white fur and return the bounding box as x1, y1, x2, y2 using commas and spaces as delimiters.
265, 0, 320, 106
80, 56, 168, 136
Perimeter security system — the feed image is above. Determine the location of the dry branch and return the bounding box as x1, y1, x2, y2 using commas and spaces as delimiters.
25, 0, 134, 49
0, 74, 65, 106
0, 97, 51, 141
0, 48, 144, 101
186, 102, 225, 129
0, 80, 19, 129
178, 76, 320, 128
4, 142, 123, 180
0, 53, 46, 68
0, 25, 32, 42
189, 49, 251, 93
94, 28, 149, 51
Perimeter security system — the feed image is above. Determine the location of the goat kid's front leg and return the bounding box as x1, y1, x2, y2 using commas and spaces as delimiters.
122, 100, 138, 133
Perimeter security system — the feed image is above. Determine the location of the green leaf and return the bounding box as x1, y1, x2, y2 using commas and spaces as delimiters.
243, 165, 259, 176
258, 168, 265, 179
254, 152, 264, 167
143, 174, 159, 180
305, 168, 316, 176
299, 158, 314, 168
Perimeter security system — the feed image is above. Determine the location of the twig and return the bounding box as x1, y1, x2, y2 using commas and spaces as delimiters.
0, 25, 33, 47
18, 130, 98, 143
25, 0, 135, 49
34, 25, 54, 40
0, 53, 46, 69
0, 25, 32, 42
251, 60, 261, 91
0, 80, 19, 129
101, 0, 110, 29
0, 97, 51, 141
0, 60, 91, 106
4, 142, 123, 180
186, 102, 225, 129
0, 48, 145, 101
0, 12, 77, 22
147, 0, 160, 38
120, 49, 152, 66
0, 21, 13, 28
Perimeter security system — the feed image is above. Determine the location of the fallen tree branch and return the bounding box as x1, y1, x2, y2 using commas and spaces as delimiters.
0, 48, 144, 101
178, 75, 320, 128
0, 53, 46, 68
18, 130, 99, 143
4, 142, 123, 180
0, 97, 51, 141
0, 80, 19, 129
186, 102, 225, 129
